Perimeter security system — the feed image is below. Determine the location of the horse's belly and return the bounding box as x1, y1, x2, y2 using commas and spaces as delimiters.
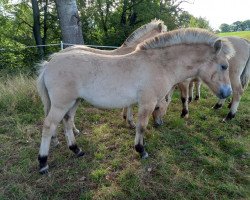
80, 88, 137, 109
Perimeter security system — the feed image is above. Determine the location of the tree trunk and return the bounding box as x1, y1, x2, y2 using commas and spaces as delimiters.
55, 0, 84, 46
31, 0, 44, 58
42, 0, 48, 53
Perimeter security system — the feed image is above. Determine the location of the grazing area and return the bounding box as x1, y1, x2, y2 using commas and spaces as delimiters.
0, 74, 249, 199
219, 31, 250, 40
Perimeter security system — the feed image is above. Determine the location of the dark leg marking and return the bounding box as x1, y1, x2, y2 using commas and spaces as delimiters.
181, 108, 188, 118
195, 95, 199, 100
38, 155, 49, 174
181, 97, 186, 104
123, 115, 127, 120
64, 114, 70, 121
225, 112, 236, 121
213, 103, 223, 110
188, 97, 192, 103
154, 106, 160, 110
135, 144, 148, 159
69, 144, 85, 157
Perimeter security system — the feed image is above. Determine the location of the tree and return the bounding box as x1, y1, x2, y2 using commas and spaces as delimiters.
189, 16, 211, 30
55, 0, 84, 45
31, 0, 44, 57
219, 23, 231, 32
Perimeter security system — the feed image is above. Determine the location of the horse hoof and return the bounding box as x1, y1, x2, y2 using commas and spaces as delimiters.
76, 150, 85, 157
195, 95, 200, 101
223, 112, 235, 122
39, 165, 49, 175
74, 128, 80, 135
181, 109, 188, 118
128, 121, 136, 129
188, 97, 192, 103
213, 103, 222, 110
141, 151, 149, 159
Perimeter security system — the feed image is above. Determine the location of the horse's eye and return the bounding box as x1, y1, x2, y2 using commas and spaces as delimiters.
221, 64, 228, 70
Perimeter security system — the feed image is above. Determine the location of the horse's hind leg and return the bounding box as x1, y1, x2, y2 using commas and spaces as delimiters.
38, 105, 69, 174
135, 102, 156, 159
188, 81, 194, 103
122, 106, 136, 129
179, 82, 189, 118
67, 99, 81, 134
63, 107, 84, 157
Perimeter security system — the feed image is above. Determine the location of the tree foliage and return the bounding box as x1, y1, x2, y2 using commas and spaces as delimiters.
219, 20, 250, 32
0, 0, 213, 74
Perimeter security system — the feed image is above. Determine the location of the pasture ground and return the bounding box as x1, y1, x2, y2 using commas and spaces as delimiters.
218, 31, 250, 40
0, 74, 249, 200
0, 31, 250, 200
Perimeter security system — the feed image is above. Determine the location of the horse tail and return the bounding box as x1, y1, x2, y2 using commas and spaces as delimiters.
37, 61, 51, 116
240, 44, 250, 89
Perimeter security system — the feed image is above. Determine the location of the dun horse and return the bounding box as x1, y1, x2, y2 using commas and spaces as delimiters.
56, 20, 167, 133
174, 37, 250, 120
37, 28, 234, 174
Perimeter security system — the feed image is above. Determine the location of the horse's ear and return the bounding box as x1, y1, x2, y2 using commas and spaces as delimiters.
158, 23, 163, 32
214, 39, 222, 54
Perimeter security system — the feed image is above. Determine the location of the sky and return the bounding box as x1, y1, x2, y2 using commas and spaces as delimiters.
180, 0, 250, 30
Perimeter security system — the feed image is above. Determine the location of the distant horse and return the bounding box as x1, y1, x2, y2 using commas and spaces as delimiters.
37, 28, 234, 174
57, 19, 167, 132
174, 37, 250, 120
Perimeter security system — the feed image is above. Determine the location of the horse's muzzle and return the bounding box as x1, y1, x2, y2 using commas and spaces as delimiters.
218, 85, 232, 99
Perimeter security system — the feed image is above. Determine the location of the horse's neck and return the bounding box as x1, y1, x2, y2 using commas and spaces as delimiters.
158, 45, 209, 85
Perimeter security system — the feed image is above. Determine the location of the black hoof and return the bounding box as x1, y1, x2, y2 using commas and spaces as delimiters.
188, 97, 192, 103
76, 150, 85, 157
39, 164, 49, 174
135, 144, 149, 159
181, 109, 188, 118
69, 144, 85, 157
213, 103, 222, 110
140, 151, 149, 159
223, 112, 235, 122
195, 95, 200, 100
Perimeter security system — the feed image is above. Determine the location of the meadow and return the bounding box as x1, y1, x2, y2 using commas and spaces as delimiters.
0, 31, 249, 200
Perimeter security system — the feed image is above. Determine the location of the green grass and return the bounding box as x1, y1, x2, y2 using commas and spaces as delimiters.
0, 75, 249, 199
218, 31, 250, 40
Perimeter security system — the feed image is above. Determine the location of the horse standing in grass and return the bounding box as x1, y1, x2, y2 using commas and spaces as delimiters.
173, 37, 250, 120
56, 19, 167, 132
37, 28, 234, 174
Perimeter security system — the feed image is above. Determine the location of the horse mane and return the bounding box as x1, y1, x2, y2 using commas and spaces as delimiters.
137, 28, 235, 59
122, 19, 167, 47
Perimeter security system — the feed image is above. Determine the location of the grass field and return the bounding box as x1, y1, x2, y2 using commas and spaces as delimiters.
218, 31, 250, 40
0, 31, 250, 200
0, 73, 249, 200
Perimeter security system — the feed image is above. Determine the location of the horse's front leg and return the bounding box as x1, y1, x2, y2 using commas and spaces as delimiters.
223, 82, 243, 121
194, 79, 202, 100
135, 102, 156, 159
